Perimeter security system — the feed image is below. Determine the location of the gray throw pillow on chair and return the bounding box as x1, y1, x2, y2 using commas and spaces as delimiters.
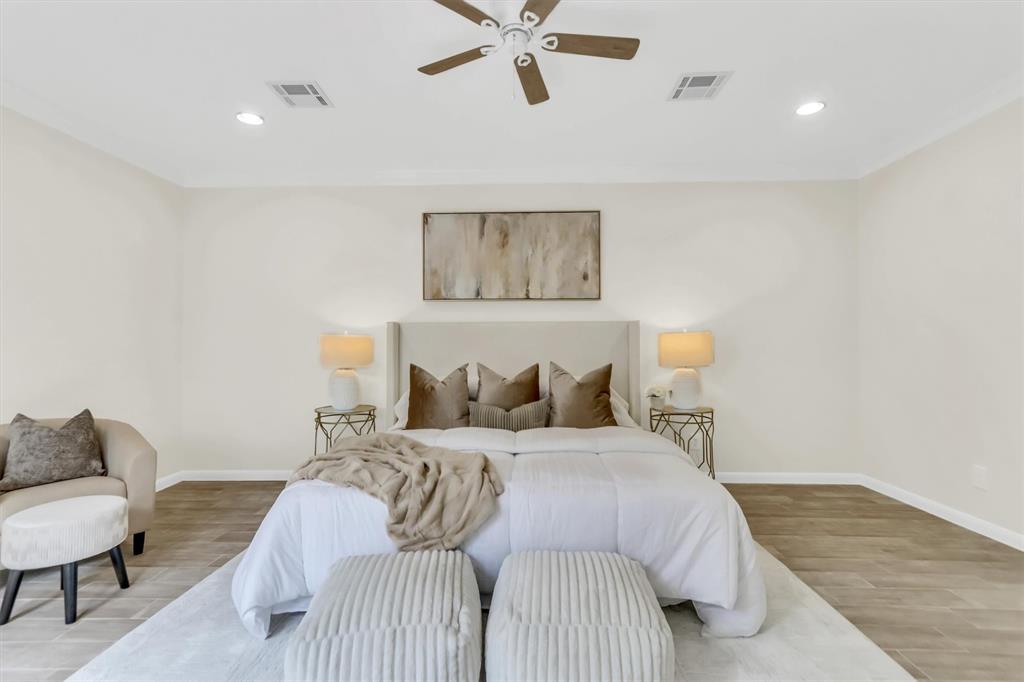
0, 409, 105, 492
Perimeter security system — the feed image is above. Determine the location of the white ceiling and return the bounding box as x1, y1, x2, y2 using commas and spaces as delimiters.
2, 0, 1021, 187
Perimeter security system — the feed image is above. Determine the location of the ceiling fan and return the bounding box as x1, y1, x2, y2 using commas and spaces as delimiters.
418, 0, 640, 105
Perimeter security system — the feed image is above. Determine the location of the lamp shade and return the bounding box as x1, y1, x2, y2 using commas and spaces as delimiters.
658, 331, 714, 368
319, 334, 374, 369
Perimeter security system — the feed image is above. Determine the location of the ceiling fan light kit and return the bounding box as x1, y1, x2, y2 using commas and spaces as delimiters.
419, 0, 640, 105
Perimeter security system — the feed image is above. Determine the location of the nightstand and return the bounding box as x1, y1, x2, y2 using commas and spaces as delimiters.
649, 406, 715, 478
314, 404, 376, 455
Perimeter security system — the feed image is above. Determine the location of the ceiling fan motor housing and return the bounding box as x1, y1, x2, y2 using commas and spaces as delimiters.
499, 23, 534, 57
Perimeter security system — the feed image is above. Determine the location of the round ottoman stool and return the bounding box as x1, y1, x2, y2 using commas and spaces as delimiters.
0, 495, 130, 625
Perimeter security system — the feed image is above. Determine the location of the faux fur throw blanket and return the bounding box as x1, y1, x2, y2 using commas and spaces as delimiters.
289, 432, 504, 551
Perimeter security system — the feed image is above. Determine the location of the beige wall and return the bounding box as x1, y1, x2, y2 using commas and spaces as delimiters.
180, 182, 860, 474
858, 101, 1023, 533
0, 108, 185, 476
3, 101, 1021, 539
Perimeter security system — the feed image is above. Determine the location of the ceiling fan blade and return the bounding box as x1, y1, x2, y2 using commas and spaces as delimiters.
418, 46, 491, 75
520, 0, 560, 27
431, 0, 499, 28
515, 53, 549, 105
541, 33, 640, 60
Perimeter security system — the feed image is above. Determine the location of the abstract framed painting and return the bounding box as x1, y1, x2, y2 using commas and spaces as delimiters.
422, 211, 601, 300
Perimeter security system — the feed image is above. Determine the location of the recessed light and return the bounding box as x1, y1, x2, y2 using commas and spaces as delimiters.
795, 101, 826, 116
236, 112, 264, 126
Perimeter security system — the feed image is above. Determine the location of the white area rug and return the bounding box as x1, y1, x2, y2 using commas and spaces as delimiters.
69, 546, 910, 681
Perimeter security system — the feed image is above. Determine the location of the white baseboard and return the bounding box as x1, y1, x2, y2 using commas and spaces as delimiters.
156, 468, 1024, 552
719, 470, 1024, 551
155, 471, 185, 491
858, 475, 1024, 552
156, 469, 290, 491
716, 472, 862, 485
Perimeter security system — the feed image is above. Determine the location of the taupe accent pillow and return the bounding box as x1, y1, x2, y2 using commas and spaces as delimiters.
470, 398, 549, 432
0, 409, 105, 493
476, 363, 540, 411
548, 363, 617, 429
407, 364, 470, 430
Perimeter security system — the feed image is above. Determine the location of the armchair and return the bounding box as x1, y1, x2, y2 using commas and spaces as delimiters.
0, 418, 157, 566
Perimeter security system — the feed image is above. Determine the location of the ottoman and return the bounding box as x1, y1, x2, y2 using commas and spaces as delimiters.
486, 551, 675, 682
285, 550, 482, 682
0, 495, 130, 625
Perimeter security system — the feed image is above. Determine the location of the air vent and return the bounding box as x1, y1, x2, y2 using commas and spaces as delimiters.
267, 81, 333, 108
668, 71, 732, 101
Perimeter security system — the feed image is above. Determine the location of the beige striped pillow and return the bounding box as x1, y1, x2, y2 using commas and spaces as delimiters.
469, 398, 548, 431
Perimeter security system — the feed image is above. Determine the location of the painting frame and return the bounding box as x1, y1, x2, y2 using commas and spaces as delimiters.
421, 210, 602, 301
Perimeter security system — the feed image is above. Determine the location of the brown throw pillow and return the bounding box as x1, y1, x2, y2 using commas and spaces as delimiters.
470, 398, 549, 431
0, 409, 105, 492
476, 363, 540, 410
407, 364, 470, 429
548, 363, 617, 428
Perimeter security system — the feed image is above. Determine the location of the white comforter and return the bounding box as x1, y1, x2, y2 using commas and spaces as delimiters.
231, 427, 766, 639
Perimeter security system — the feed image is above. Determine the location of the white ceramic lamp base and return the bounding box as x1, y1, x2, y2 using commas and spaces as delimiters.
668, 367, 701, 409
328, 369, 360, 410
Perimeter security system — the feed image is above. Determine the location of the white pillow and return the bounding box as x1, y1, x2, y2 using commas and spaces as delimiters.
391, 390, 409, 430
610, 388, 641, 429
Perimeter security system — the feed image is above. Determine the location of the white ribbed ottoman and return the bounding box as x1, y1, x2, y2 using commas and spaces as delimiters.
486, 551, 675, 682
285, 551, 482, 682
0, 495, 130, 625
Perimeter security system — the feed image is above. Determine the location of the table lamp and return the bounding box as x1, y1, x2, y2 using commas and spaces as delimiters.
658, 331, 714, 409
320, 333, 374, 410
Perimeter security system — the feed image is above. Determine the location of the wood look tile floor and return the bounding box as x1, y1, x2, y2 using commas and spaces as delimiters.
0, 482, 276, 682
728, 484, 1024, 682
1, 481, 1021, 681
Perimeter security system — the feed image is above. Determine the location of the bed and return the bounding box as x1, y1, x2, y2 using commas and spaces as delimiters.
231, 321, 766, 639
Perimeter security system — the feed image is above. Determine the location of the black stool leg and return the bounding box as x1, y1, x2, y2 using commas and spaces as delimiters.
0, 570, 24, 625
132, 532, 145, 556
109, 546, 130, 589
62, 563, 77, 624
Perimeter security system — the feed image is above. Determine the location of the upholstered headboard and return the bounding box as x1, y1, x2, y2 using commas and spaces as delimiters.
384, 321, 641, 426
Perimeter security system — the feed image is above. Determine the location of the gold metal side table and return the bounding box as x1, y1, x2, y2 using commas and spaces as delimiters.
650, 406, 715, 478
314, 404, 376, 455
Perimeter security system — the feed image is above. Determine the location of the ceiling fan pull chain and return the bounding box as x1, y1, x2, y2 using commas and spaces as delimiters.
512, 31, 520, 101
